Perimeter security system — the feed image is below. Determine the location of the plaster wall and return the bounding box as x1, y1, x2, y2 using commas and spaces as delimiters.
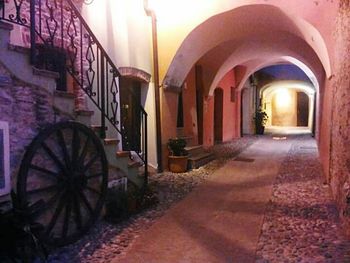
182, 67, 199, 146
242, 83, 255, 135
82, 0, 152, 74
219, 70, 240, 142
321, 0, 350, 235
271, 90, 297, 127
202, 70, 239, 146
82, 0, 158, 169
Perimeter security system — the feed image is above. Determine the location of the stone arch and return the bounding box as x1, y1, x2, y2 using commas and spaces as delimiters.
119, 67, 151, 83
162, 4, 331, 94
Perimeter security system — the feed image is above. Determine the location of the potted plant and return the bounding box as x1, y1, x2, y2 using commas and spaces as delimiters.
254, 108, 268, 135
167, 138, 188, 173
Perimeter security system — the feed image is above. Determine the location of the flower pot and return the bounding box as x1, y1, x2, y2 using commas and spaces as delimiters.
256, 125, 265, 135
168, 155, 188, 173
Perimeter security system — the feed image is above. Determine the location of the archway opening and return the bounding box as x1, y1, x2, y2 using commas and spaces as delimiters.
241, 64, 317, 136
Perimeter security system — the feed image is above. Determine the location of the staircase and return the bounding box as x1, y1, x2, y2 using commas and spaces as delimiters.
0, 0, 147, 188
176, 128, 215, 169
185, 145, 215, 169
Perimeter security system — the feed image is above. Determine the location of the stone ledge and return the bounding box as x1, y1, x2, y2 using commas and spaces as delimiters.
0, 21, 14, 31
33, 67, 60, 79
54, 90, 75, 98
8, 43, 30, 54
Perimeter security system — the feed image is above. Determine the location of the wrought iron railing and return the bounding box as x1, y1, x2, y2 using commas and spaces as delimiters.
0, 0, 148, 186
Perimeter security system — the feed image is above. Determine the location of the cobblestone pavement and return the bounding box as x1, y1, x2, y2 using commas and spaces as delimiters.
48, 135, 350, 262
255, 136, 350, 263
48, 137, 255, 263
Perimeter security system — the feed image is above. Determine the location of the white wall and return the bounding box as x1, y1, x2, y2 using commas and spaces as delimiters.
82, 0, 158, 168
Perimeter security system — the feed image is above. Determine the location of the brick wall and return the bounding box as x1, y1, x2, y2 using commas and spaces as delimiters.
329, 0, 350, 234
0, 62, 70, 190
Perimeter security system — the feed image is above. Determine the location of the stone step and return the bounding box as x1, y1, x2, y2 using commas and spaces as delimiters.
185, 145, 204, 156
91, 125, 108, 133
188, 152, 215, 170
104, 138, 120, 145
75, 110, 93, 126
116, 151, 130, 158
128, 160, 143, 169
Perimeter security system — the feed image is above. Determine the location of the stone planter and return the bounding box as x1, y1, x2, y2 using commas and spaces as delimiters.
168, 155, 188, 173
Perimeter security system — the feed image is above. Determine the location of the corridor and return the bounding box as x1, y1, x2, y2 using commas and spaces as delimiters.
113, 136, 350, 263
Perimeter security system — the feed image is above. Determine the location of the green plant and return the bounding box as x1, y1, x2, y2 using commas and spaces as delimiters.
167, 138, 188, 156
254, 108, 268, 127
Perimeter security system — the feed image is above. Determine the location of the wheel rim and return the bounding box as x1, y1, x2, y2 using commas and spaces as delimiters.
17, 122, 108, 246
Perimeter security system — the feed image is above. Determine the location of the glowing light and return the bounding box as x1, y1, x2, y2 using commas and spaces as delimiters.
275, 88, 291, 107
146, 0, 211, 25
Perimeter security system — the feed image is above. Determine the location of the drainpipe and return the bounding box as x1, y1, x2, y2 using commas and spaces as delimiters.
144, 1, 163, 173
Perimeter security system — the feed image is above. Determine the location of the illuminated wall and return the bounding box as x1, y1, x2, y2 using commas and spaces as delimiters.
81, 0, 158, 168
271, 89, 297, 127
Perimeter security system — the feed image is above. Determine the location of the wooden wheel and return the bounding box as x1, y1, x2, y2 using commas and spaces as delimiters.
17, 121, 108, 246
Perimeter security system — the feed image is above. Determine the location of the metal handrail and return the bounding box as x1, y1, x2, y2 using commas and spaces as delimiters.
0, 0, 148, 186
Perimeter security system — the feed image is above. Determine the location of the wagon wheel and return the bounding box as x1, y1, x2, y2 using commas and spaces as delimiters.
17, 121, 108, 246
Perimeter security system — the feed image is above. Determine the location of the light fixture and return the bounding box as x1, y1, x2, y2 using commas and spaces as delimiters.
83, 0, 94, 4
74, 0, 94, 5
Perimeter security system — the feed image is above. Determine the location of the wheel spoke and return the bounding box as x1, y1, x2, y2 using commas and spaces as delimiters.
86, 186, 101, 195
72, 127, 81, 165
44, 188, 64, 209
72, 191, 83, 230
62, 196, 72, 238
86, 172, 104, 180
29, 164, 59, 179
42, 142, 69, 176
56, 129, 71, 168
78, 191, 94, 215
77, 137, 91, 167
27, 185, 58, 195
82, 153, 100, 173
45, 192, 67, 235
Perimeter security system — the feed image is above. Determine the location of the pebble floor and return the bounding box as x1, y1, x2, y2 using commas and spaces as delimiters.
48, 136, 350, 262
255, 136, 350, 263
48, 137, 255, 263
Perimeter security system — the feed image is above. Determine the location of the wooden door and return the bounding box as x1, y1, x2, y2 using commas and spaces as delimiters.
214, 88, 223, 143
297, 92, 309, 127
195, 65, 204, 145
120, 78, 141, 151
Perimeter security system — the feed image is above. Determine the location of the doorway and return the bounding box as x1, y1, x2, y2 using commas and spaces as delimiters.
214, 88, 223, 143
119, 78, 141, 151
297, 92, 309, 127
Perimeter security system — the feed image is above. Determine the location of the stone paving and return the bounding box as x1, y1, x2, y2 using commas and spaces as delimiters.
48, 137, 255, 263
256, 136, 350, 263
48, 135, 350, 262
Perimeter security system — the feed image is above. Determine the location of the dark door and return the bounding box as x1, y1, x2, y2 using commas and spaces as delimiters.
214, 88, 223, 143
297, 92, 309, 127
120, 78, 141, 151
195, 65, 204, 144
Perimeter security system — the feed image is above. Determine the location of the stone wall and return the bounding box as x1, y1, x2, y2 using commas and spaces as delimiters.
329, 0, 350, 235
0, 61, 69, 191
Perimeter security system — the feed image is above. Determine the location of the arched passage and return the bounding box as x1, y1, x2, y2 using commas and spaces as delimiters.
261, 81, 316, 133
159, 4, 330, 147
